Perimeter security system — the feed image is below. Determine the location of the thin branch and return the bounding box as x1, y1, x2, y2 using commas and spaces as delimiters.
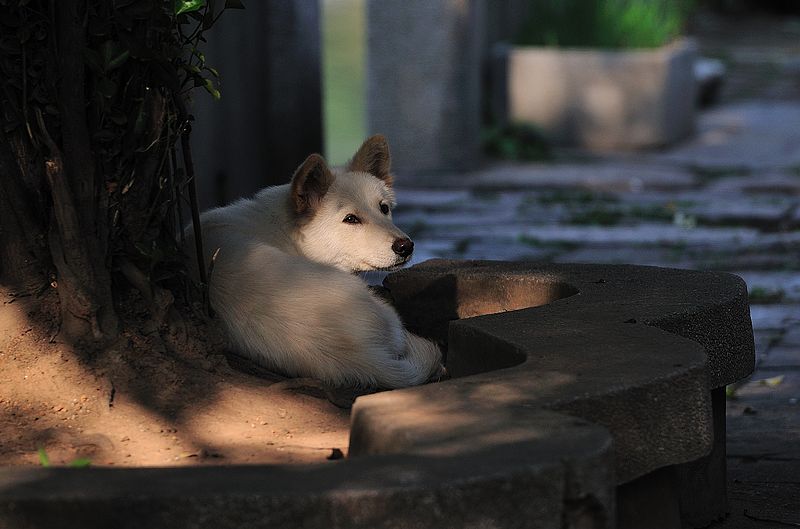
164, 72, 209, 309
117, 257, 174, 325
204, 247, 220, 317
171, 143, 186, 248
180, 120, 209, 303
117, 257, 156, 306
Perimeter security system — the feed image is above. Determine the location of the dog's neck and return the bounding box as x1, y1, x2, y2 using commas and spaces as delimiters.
223, 185, 301, 256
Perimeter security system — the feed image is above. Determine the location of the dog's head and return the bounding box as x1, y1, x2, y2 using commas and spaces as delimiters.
290, 135, 414, 273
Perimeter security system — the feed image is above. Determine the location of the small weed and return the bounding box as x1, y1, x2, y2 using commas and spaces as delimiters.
689, 165, 751, 182
569, 206, 623, 226
483, 123, 552, 162
38, 447, 92, 468
517, 234, 579, 251
748, 287, 786, 304
786, 165, 800, 177
37, 447, 50, 467
471, 189, 501, 202
628, 204, 674, 222
672, 211, 698, 229
513, 0, 692, 49
537, 189, 618, 206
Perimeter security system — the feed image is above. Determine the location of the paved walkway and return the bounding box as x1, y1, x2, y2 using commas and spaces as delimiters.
393, 13, 800, 528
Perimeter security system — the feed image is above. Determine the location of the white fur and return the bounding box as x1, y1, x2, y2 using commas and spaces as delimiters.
188, 164, 442, 388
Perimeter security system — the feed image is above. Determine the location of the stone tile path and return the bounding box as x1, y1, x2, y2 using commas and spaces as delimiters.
393, 13, 800, 528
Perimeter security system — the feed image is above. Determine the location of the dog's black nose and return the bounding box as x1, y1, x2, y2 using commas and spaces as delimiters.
392, 238, 414, 258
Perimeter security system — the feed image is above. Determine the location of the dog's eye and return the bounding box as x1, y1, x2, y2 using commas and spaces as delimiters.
380, 203, 390, 215
343, 214, 361, 224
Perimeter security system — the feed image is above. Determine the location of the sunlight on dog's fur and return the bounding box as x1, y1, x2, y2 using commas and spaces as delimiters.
188, 136, 443, 388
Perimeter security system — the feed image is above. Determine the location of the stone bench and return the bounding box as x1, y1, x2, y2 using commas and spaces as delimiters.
0, 261, 754, 529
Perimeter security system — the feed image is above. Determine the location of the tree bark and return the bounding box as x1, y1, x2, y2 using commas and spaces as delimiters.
42, 0, 118, 343
0, 137, 47, 295
56, 0, 97, 230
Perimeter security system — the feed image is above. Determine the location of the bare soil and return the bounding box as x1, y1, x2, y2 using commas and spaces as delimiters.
0, 286, 358, 467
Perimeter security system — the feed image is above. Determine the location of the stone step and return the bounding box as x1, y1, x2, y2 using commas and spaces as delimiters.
402, 222, 763, 246
399, 161, 697, 192
649, 102, 800, 170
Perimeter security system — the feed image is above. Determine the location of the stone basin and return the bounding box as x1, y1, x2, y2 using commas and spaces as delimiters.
0, 261, 754, 529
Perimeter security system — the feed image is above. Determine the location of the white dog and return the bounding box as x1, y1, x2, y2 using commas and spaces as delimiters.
190, 136, 442, 388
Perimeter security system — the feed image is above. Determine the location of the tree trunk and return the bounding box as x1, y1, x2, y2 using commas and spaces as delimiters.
0, 138, 47, 296
38, 0, 118, 343
1, 0, 221, 346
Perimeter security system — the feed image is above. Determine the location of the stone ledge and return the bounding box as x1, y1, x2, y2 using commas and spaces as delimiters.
386, 261, 754, 389
0, 417, 611, 529
0, 261, 755, 528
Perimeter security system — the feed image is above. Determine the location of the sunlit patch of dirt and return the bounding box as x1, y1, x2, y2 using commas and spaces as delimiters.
0, 286, 355, 467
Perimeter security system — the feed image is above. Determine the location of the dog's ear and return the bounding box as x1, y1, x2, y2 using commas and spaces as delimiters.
347, 134, 393, 187
291, 153, 334, 214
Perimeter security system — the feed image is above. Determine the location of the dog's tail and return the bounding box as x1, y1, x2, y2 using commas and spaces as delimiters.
374, 331, 444, 389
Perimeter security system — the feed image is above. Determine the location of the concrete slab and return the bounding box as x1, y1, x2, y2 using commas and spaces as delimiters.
461, 224, 760, 246
394, 208, 520, 229
684, 199, 794, 230
406, 238, 557, 263
732, 371, 800, 398
752, 330, 782, 365
761, 345, 800, 368
736, 271, 800, 303
706, 172, 800, 196
748, 305, 800, 331
781, 325, 800, 347
400, 161, 697, 192
555, 246, 696, 268
655, 102, 800, 170
405, 240, 455, 265
393, 189, 472, 208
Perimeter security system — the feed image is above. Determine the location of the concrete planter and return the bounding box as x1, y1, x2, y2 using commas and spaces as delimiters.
0, 262, 755, 529
501, 38, 698, 150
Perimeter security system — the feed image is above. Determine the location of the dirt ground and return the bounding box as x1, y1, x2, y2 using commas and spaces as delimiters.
0, 286, 358, 468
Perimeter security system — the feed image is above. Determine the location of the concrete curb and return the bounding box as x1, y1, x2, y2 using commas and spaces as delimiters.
0, 261, 755, 529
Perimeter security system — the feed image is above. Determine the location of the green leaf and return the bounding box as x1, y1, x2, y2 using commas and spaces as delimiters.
108, 49, 130, 70
225, 0, 245, 9
203, 78, 221, 100
37, 447, 50, 467
99, 41, 130, 71
174, 0, 206, 16
69, 458, 92, 468
192, 49, 206, 65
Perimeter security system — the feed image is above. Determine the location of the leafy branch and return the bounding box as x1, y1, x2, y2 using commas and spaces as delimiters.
0, 0, 244, 336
